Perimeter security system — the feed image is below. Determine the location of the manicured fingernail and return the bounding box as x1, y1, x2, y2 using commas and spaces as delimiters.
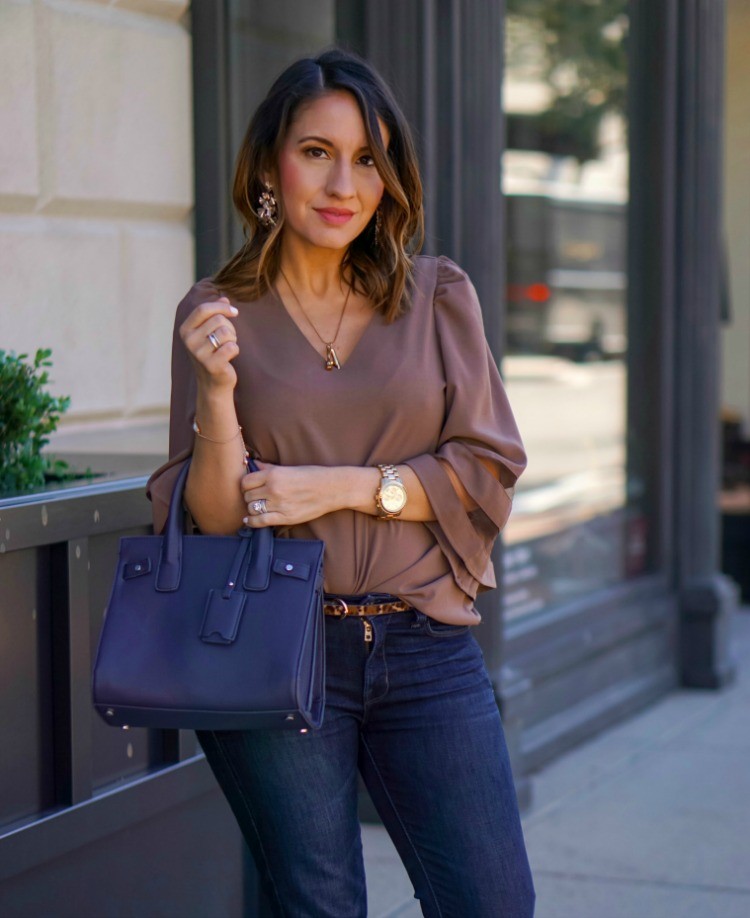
229, 305, 238, 315
242, 517, 250, 525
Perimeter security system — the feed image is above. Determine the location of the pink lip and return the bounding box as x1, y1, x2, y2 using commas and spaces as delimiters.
315, 208, 355, 225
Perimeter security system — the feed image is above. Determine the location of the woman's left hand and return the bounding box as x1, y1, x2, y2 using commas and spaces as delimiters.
241, 460, 339, 528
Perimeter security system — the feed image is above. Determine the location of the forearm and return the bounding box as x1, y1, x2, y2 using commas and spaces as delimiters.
184, 388, 247, 534
192, 445, 499, 532
337, 459, 481, 521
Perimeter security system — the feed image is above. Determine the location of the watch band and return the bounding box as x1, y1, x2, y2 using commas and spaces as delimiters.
378, 464, 401, 483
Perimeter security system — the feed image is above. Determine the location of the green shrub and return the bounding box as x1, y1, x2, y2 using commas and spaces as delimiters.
0, 348, 72, 493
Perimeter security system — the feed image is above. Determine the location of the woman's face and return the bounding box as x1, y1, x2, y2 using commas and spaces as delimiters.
271, 90, 390, 255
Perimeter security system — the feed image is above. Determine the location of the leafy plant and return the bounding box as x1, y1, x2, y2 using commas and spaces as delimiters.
506, 0, 629, 162
0, 348, 72, 493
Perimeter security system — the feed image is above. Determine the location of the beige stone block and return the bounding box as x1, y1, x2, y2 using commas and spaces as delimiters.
39, 2, 193, 211
113, 0, 189, 21
120, 222, 194, 413
0, 216, 125, 416
0, 0, 39, 198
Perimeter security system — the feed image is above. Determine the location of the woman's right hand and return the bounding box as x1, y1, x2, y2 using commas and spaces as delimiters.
179, 295, 240, 391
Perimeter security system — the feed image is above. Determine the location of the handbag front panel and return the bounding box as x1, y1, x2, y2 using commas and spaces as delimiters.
92, 533, 325, 719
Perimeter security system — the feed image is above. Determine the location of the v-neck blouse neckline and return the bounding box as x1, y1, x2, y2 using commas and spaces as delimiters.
266, 282, 380, 371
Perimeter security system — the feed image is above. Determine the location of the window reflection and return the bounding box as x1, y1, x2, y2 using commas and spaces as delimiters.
502, 1, 642, 619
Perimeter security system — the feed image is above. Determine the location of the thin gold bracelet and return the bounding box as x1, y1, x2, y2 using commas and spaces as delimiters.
192, 417, 243, 444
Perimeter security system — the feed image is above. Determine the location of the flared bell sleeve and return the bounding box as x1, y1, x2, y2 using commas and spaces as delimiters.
145, 279, 217, 534
402, 256, 527, 599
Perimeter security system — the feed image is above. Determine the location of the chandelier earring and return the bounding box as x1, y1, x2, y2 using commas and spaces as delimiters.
257, 182, 278, 228
374, 205, 383, 249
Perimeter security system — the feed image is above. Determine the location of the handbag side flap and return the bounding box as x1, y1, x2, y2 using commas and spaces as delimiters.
272, 558, 311, 580
243, 527, 274, 591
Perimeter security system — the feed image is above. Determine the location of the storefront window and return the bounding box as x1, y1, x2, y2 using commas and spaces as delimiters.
501, 1, 648, 619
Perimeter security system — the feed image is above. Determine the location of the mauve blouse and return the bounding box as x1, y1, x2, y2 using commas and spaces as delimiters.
145, 254, 527, 626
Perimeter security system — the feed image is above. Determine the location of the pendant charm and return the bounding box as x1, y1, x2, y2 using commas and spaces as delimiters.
325, 343, 341, 370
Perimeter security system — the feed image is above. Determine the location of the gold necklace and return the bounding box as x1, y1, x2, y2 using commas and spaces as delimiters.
278, 267, 353, 370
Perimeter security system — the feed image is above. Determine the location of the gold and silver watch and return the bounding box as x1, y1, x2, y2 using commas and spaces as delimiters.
374, 464, 408, 520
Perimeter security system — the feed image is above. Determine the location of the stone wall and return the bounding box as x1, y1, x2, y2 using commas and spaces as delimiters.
0, 0, 193, 440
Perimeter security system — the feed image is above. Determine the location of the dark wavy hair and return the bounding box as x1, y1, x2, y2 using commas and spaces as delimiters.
211, 48, 424, 322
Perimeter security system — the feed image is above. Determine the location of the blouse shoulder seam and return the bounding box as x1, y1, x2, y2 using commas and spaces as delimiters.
435, 254, 470, 283
413, 254, 467, 277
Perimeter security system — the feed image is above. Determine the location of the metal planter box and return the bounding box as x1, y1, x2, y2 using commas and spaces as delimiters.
0, 472, 259, 917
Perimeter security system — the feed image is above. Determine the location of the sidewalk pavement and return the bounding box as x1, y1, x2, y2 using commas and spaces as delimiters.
362, 609, 750, 917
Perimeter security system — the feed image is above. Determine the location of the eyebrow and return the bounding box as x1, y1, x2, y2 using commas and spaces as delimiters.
297, 135, 373, 153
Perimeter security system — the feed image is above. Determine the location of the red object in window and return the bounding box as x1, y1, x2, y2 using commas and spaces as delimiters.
525, 283, 551, 303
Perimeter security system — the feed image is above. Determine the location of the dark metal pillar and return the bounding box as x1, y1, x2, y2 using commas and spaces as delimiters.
191, 0, 232, 280
673, 0, 738, 687
364, 0, 439, 249
363, 0, 506, 645
626, 0, 678, 583
363, 1, 504, 322
363, 0, 526, 802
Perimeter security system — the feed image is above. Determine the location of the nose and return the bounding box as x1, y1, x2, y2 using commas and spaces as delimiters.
325, 159, 356, 199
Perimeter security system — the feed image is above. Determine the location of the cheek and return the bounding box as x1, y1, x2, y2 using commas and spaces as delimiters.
368, 177, 386, 209
359, 168, 384, 204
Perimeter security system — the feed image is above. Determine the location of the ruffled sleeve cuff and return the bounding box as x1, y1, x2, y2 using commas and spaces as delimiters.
403, 255, 527, 599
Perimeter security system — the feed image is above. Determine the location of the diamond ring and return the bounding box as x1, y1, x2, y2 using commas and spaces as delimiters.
251, 499, 267, 514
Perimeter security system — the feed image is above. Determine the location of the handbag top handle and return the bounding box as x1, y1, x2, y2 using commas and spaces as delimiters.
155, 456, 274, 592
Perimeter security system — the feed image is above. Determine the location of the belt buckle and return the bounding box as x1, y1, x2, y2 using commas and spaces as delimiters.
328, 597, 350, 617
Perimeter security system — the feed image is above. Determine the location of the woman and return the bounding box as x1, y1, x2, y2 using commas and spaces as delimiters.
147, 48, 535, 918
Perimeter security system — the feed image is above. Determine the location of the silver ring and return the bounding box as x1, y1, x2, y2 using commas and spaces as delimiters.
207, 332, 221, 351
251, 499, 267, 515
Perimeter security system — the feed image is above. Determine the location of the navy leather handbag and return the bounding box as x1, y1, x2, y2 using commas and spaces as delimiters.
92, 457, 326, 731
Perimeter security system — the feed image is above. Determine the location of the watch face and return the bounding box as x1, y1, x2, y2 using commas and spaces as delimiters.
381, 483, 407, 513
